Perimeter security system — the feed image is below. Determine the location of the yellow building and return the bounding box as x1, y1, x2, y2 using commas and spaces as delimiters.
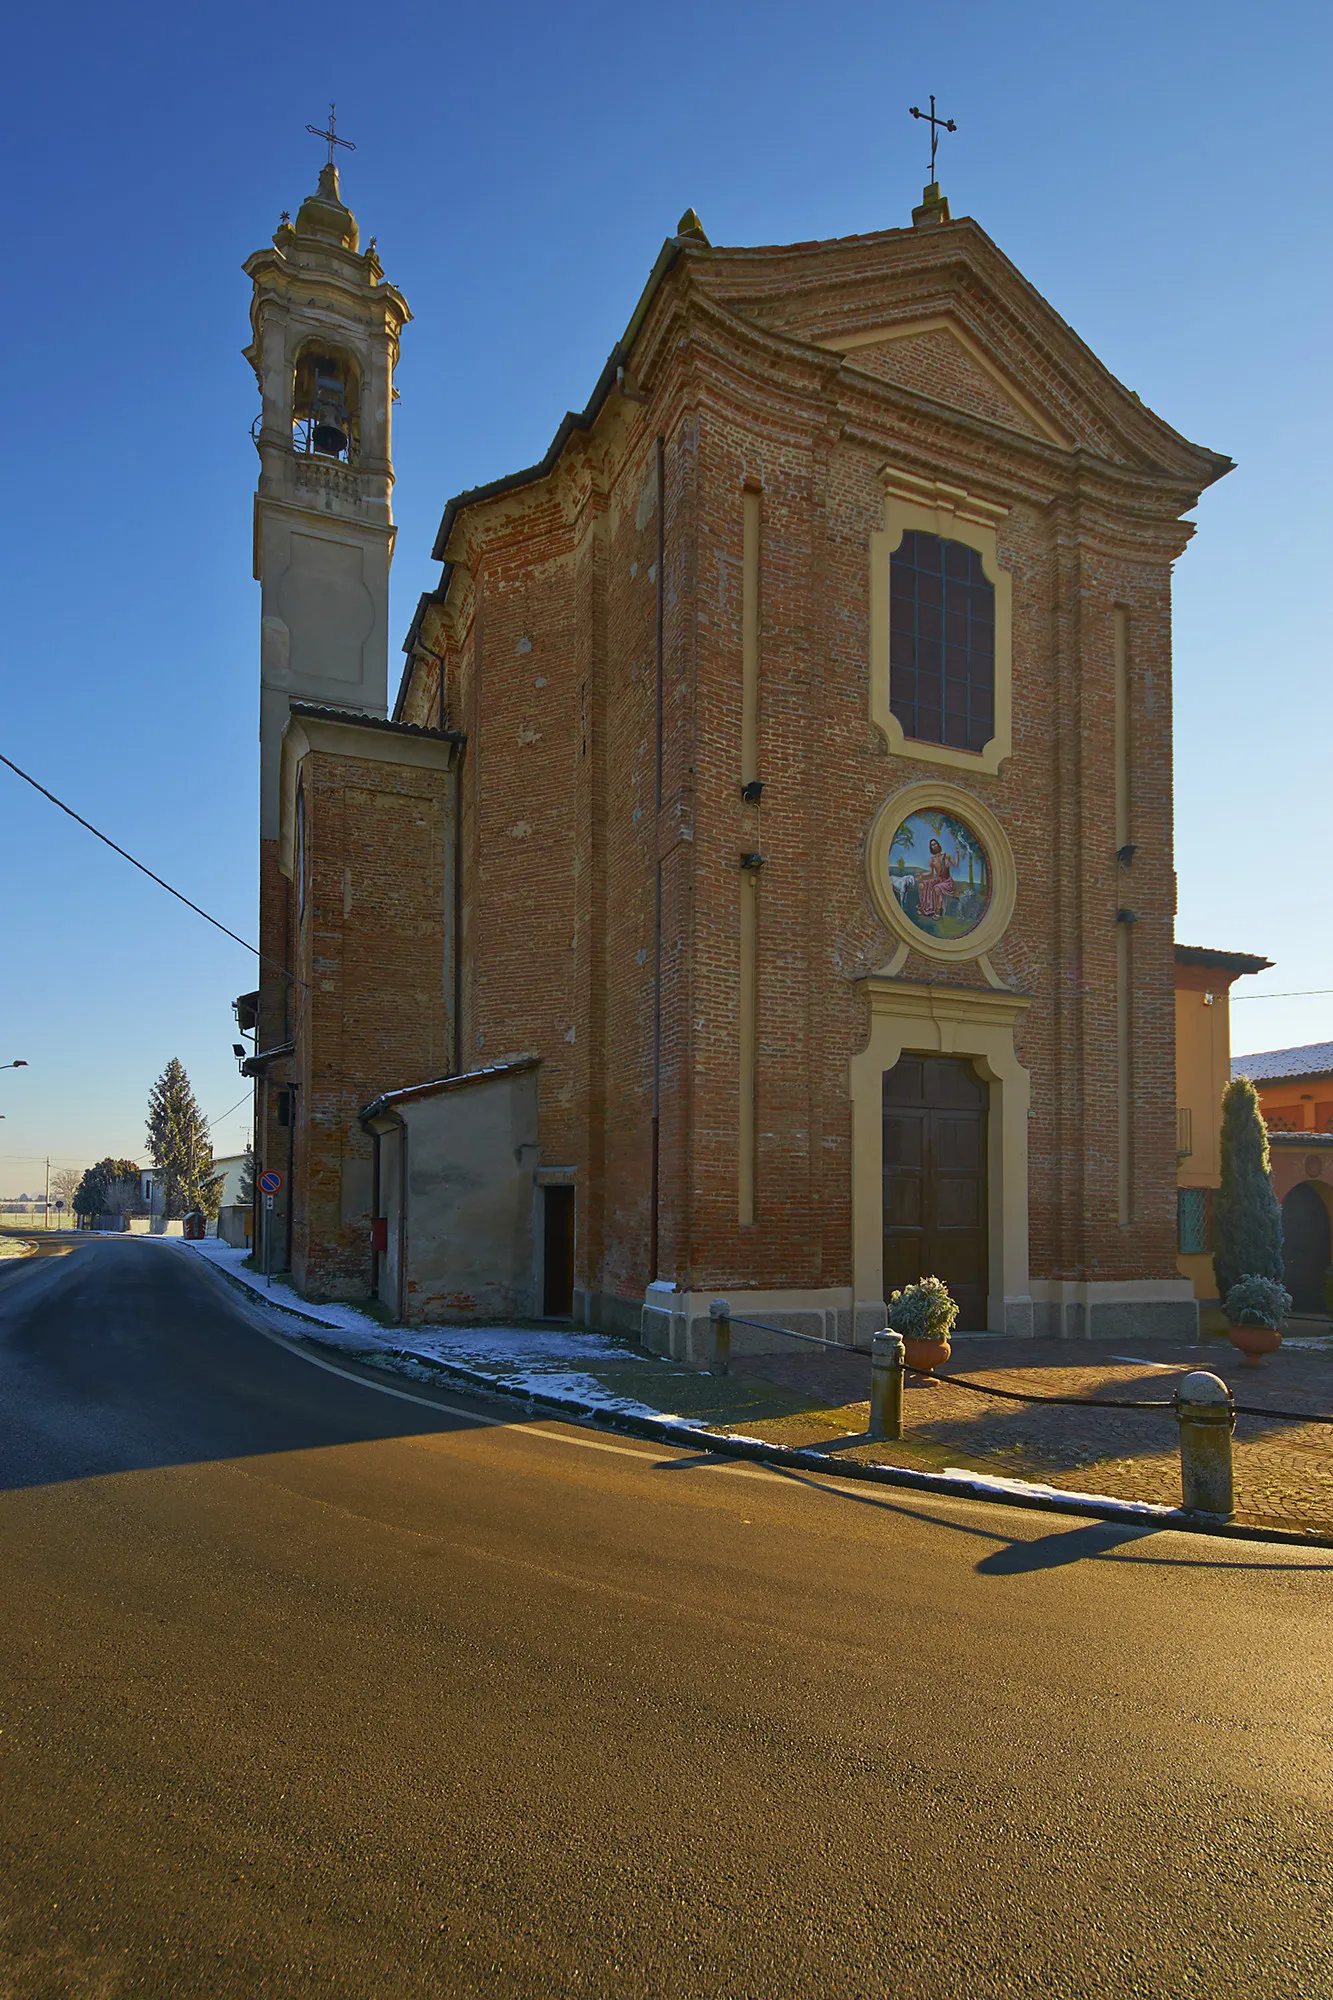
1174, 944, 1272, 1300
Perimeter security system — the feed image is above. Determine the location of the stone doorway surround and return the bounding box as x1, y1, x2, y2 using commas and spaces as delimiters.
850, 977, 1034, 1337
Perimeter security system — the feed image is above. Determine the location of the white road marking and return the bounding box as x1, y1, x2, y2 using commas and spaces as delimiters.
254, 1317, 768, 1476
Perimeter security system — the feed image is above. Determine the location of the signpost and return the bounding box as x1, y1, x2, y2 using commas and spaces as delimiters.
258, 1171, 283, 1285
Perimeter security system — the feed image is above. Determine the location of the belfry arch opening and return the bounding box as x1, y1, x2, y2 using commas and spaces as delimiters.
292, 344, 360, 463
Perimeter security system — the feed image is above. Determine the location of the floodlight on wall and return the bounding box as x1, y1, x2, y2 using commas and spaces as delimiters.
740, 781, 764, 804
1116, 909, 1138, 925
740, 852, 765, 871
1116, 844, 1137, 865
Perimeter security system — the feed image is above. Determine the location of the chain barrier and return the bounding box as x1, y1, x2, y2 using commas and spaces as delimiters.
938, 1370, 1333, 1427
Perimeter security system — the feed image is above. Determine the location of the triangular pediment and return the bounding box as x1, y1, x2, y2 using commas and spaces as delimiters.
681, 219, 1230, 482
820, 316, 1064, 445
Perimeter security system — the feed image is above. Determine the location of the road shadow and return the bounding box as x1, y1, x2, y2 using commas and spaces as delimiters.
974, 1520, 1160, 1571
663, 1456, 1333, 1571
0, 1239, 520, 1494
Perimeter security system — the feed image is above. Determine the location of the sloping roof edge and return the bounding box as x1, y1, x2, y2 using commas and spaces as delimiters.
427, 235, 684, 567
1231, 1042, 1333, 1085
359, 1056, 541, 1125
290, 701, 465, 747
1174, 945, 1274, 976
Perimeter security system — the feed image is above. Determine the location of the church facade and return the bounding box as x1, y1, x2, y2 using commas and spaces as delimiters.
242, 166, 1230, 1356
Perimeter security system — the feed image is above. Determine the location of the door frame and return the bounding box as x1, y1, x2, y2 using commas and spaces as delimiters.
851, 977, 1031, 1335
881, 1053, 990, 1329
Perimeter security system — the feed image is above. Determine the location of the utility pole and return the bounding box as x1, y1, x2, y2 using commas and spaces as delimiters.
45, 1156, 50, 1232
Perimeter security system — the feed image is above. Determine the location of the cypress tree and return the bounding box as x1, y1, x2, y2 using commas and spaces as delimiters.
1212, 1076, 1284, 1301
146, 1059, 222, 1218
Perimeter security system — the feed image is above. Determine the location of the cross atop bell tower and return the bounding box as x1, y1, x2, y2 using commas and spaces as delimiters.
242, 144, 411, 842
305, 101, 356, 167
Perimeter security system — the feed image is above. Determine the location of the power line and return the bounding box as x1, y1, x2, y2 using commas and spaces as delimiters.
1231, 988, 1333, 1001
207, 1091, 252, 1131
0, 751, 303, 988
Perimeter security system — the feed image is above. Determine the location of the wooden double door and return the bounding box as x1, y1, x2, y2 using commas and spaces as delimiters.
883, 1054, 989, 1331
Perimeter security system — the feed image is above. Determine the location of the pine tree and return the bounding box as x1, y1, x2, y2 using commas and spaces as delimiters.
239, 1142, 257, 1208
146, 1059, 223, 1219
1212, 1076, 1284, 1301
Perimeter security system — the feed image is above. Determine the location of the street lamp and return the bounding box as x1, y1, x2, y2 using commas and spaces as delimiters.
0, 1060, 28, 1071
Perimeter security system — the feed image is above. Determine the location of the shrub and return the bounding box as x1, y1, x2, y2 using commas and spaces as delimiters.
887, 1275, 959, 1341
72, 1158, 141, 1220
1212, 1078, 1284, 1302
1223, 1274, 1292, 1329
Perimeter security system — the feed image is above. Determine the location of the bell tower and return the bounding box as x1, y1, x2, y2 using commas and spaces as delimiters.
243, 155, 410, 842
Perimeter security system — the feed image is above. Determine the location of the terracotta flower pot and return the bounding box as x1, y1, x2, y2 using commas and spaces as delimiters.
1226, 1322, 1282, 1368
901, 1334, 952, 1376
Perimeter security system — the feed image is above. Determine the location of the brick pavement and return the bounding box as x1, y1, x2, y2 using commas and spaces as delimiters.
723, 1324, 1333, 1536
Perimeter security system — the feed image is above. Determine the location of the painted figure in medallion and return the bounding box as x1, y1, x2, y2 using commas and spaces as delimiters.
888, 809, 991, 941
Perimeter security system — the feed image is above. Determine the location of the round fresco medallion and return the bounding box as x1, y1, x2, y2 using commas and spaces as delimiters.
887, 808, 992, 942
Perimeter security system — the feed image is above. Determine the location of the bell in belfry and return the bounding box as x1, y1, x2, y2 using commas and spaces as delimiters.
310, 358, 349, 457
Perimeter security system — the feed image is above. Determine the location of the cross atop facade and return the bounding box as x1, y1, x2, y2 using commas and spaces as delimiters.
305, 103, 356, 167
909, 95, 956, 181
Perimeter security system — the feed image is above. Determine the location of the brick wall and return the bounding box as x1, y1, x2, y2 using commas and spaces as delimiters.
297, 216, 1221, 1321
285, 740, 451, 1298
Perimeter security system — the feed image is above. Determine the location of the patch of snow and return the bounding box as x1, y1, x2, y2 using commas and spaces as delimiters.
186, 1239, 395, 1344
405, 1326, 646, 1370
185, 1239, 684, 1414
942, 1467, 1177, 1517
383, 1329, 669, 1422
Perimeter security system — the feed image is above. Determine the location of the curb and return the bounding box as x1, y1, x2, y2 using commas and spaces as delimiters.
296, 1327, 1333, 1555
187, 1248, 1333, 1553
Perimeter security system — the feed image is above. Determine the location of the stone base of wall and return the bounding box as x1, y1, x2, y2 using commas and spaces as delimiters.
1029, 1280, 1199, 1344
579, 1288, 645, 1342
638, 1285, 884, 1369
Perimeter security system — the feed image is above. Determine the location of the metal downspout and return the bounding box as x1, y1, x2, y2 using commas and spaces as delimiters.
369, 1127, 381, 1299
649, 434, 665, 1284
397, 1119, 408, 1323
452, 743, 465, 1075
285, 1081, 296, 1273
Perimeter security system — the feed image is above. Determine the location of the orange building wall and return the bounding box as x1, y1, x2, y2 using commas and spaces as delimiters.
1253, 1080, 1333, 1134
1173, 965, 1239, 1300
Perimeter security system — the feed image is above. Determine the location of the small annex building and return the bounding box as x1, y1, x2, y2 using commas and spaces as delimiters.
242, 162, 1234, 1355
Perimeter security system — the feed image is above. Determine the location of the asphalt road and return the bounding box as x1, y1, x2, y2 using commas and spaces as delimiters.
1, 1236, 1331, 1999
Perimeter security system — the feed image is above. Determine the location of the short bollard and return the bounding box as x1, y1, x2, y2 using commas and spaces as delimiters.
709, 1298, 732, 1377
869, 1332, 906, 1441
1175, 1370, 1236, 1519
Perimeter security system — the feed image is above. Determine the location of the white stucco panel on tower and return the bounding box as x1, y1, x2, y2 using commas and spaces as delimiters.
278, 532, 377, 686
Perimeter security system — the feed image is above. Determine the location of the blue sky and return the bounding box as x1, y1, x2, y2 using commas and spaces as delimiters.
1, 0, 1329, 1189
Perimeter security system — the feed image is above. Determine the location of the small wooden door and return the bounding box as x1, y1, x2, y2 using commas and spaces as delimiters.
542, 1186, 575, 1317
883, 1054, 989, 1330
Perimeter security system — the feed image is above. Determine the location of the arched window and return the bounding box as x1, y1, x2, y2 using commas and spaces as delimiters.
889, 531, 995, 753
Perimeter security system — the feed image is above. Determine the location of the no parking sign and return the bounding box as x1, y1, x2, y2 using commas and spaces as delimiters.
258, 1170, 283, 1196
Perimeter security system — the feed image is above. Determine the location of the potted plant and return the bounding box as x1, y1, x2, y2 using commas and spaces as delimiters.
1222, 1274, 1292, 1367
887, 1275, 959, 1377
